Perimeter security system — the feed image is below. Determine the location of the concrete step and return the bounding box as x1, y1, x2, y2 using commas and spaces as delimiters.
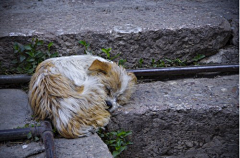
0, 0, 239, 157
0, 76, 238, 158
107, 74, 239, 158
0, 89, 113, 158
0, 0, 239, 69
0, 134, 112, 158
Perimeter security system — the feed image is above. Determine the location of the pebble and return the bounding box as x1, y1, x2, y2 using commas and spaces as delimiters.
22, 145, 28, 149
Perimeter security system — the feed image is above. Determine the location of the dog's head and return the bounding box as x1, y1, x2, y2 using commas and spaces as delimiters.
88, 59, 137, 111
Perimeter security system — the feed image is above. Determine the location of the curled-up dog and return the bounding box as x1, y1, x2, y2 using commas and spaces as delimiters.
28, 55, 137, 138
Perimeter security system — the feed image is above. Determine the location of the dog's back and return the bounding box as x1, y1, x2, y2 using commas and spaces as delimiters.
29, 55, 111, 138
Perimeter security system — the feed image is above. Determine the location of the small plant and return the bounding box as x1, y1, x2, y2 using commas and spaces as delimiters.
27, 131, 40, 142
172, 58, 186, 66
101, 48, 120, 60
151, 59, 167, 68
16, 122, 41, 129
154, 58, 186, 67
157, 59, 166, 67
97, 129, 133, 158
164, 59, 180, 67
150, 59, 166, 68
164, 59, 174, 66
16, 123, 41, 142
118, 59, 127, 67
193, 54, 205, 65
79, 40, 92, 54
151, 59, 157, 68
13, 38, 59, 74
101, 48, 111, 59
79, 40, 123, 62
193, 54, 205, 62
138, 58, 144, 68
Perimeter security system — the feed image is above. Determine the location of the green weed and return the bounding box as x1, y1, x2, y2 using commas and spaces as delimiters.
13, 38, 59, 74
79, 40, 126, 67
97, 129, 133, 158
118, 59, 127, 67
27, 132, 40, 142
150, 58, 187, 68
101, 48, 120, 60
193, 54, 206, 65
78, 40, 206, 69
157, 59, 166, 67
138, 58, 144, 68
16, 123, 41, 142
16, 122, 41, 129
79, 40, 92, 54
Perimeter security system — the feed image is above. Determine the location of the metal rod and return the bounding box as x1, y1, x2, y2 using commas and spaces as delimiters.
42, 131, 56, 158
40, 121, 57, 158
128, 65, 239, 77
0, 128, 35, 141
0, 121, 56, 158
0, 65, 238, 84
0, 74, 31, 84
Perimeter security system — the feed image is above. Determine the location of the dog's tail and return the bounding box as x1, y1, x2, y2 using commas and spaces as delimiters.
28, 62, 110, 138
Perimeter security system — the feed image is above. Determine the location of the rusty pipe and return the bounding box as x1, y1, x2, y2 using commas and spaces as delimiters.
40, 121, 56, 158
128, 64, 239, 77
0, 74, 31, 84
0, 127, 36, 141
0, 121, 56, 158
0, 65, 238, 84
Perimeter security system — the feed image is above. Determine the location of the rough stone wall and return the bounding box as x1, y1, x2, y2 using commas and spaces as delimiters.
0, 22, 231, 69
107, 75, 239, 158
0, 0, 238, 70
109, 108, 238, 158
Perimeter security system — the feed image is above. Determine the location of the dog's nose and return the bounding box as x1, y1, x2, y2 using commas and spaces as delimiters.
105, 100, 112, 109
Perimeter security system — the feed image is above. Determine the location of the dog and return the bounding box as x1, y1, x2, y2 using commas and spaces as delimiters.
28, 55, 137, 138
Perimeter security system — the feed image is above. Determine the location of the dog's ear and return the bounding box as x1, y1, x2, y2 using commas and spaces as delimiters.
128, 72, 137, 83
88, 59, 111, 74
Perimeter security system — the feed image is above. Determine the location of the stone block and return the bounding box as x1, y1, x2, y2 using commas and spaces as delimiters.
0, 134, 113, 158
0, 89, 31, 130
107, 75, 239, 158
0, 0, 238, 69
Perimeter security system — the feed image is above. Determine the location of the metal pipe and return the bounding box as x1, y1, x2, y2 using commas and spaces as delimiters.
40, 121, 56, 158
128, 65, 239, 77
0, 65, 238, 84
0, 74, 31, 84
42, 131, 56, 158
0, 121, 56, 158
0, 128, 36, 141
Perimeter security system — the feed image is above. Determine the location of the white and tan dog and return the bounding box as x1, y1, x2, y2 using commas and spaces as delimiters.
28, 55, 137, 138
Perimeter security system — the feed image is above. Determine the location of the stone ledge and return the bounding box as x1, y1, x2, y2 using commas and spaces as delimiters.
0, 89, 31, 130
0, 134, 113, 158
107, 75, 239, 158
200, 46, 239, 65
0, 0, 238, 69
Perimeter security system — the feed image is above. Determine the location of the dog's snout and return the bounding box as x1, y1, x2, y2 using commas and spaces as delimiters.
106, 100, 113, 109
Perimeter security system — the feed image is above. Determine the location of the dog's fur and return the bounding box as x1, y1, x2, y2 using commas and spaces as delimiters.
28, 55, 137, 138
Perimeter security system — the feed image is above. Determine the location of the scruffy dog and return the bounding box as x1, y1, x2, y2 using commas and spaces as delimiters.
28, 55, 137, 138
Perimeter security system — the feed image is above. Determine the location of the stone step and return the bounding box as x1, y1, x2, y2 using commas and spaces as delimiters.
0, 1, 239, 157
0, 134, 112, 158
0, 0, 238, 69
107, 74, 239, 158
0, 77, 238, 158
